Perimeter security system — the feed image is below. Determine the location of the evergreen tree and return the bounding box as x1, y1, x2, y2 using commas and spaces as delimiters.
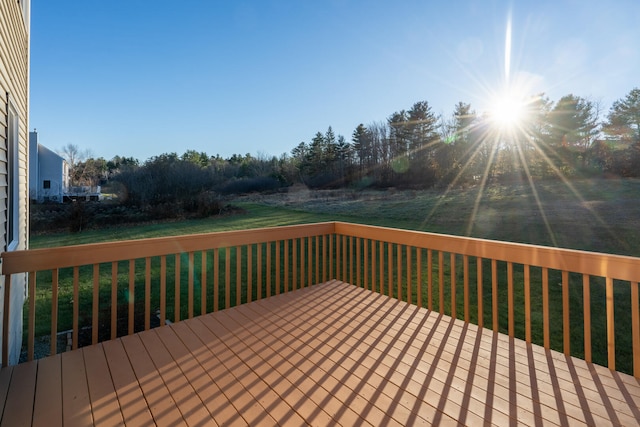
605, 88, 640, 144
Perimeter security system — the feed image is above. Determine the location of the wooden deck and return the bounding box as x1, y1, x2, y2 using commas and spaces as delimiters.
0, 280, 639, 426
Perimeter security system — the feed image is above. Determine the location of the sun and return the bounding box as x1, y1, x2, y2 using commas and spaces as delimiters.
489, 92, 526, 130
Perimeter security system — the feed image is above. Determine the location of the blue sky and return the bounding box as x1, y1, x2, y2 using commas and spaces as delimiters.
30, 0, 639, 162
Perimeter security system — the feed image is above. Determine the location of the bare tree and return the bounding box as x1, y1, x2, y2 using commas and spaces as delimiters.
58, 143, 92, 186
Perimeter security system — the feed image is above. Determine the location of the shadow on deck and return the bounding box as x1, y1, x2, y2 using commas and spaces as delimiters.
1, 280, 639, 426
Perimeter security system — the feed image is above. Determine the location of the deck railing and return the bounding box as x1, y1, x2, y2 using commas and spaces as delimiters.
2, 222, 639, 378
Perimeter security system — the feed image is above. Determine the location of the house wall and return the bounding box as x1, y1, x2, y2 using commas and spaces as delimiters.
37, 145, 67, 202
0, 0, 30, 365
29, 132, 68, 202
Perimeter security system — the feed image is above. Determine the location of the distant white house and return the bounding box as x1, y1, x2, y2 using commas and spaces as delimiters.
29, 131, 70, 203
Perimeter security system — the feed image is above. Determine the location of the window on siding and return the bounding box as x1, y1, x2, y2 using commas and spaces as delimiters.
43, 180, 51, 189
7, 102, 20, 251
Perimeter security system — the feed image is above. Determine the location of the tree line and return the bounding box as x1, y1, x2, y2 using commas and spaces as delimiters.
63, 87, 640, 208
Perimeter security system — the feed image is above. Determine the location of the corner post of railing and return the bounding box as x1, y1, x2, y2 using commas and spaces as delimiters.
2, 273, 11, 368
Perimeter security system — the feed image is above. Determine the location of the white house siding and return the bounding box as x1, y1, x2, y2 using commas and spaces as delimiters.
29, 132, 68, 202
0, 0, 30, 365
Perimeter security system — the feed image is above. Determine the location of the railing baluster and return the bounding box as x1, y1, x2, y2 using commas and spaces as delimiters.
583, 274, 591, 362
145, 257, 151, 330
308, 237, 312, 287
463, 255, 469, 323
267, 243, 272, 297
542, 267, 549, 349
112, 262, 119, 340
524, 265, 531, 343
387, 242, 393, 297
428, 249, 433, 311
357, 237, 361, 289
188, 252, 194, 319
71, 268, 78, 350
128, 260, 134, 335
201, 251, 208, 314
275, 241, 281, 294
175, 254, 181, 322
363, 239, 368, 291
562, 270, 570, 356
293, 239, 297, 290
451, 253, 456, 319
397, 245, 402, 301
606, 277, 615, 370
343, 236, 347, 282
477, 258, 483, 329
257, 243, 262, 300
236, 246, 242, 306
29, 271, 37, 358
406, 246, 412, 303
439, 251, 444, 314
416, 248, 422, 308
349, 237, 354, 285
51, 269, 59, 356
316, 236, 321, 284
379, 241, 384, 294
160, 256, 166, 326
225, 247, 231, 306
492, 259, 498, 332
283, 240, 288, 293
632, 281, 639, 378
300, 237, 305, 288
214, 248, 220, 311
247, 245, 252, 303
322, 234, 330, 282
93, 264, 99, 345
508, 262, 514, 338
371, 240, 377, 293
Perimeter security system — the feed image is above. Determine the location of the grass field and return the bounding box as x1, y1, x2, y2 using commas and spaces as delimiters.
32, 177, 640, 256
25, 178, 640, 372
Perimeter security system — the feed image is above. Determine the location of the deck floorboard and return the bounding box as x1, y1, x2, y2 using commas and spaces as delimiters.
1, 280, 639, 426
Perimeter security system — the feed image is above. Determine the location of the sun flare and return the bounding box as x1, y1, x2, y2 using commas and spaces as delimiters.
489, 92, 526, 129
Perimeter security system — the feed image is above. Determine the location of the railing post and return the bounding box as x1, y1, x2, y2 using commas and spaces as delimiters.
2, 274, 11, 367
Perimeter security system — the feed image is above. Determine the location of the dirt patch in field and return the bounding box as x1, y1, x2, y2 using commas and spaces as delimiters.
236, 179, 640, 256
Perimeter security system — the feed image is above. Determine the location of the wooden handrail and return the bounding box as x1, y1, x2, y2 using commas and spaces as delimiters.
333, 222, 640, 282
0, 222, 336, 274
